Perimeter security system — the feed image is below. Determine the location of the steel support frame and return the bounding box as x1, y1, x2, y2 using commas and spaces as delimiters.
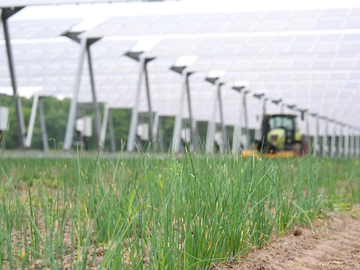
153, 112, 160, 151
322, 117, 329, 156
100, 106, 116, 153
206, 82, 227, 153
25, 94, 49, 151
243, 91, 249, 151
255, 96, 267, 141
338, 123, 344, 157
172, 71, 196, 153
356, 128, 360, 157
299, 109, 310, 141
218, 84, 227, 152
1, 7, 27, 149
232, 89, 249, 154
143, 60, 154, 150
344, 124, 349, 157
155, 113, 165, 153
313, 114, 320, 156
305, 111, 310, 140
172, 72, 187, 153
330, 120, 336, 158
127, 57, 154, 152
349, 126, 355, 157
86, 43, 102, 150
63, 35, 102, 151
108, 109, 116, 153
186, 73, 198, 152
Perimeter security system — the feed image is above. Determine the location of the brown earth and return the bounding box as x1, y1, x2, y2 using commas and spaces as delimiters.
218, 213, 360, 270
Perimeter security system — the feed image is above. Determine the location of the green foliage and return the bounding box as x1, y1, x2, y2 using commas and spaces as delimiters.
0, 97, 199, 152
0, 153, 359, 269
1, 96, 70, 150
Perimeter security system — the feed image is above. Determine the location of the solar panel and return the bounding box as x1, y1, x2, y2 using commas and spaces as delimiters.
196, 22, 228, 33
292, 9, 321, 18
313, 19, 344, 29
222, 21, 257, 32
313, 43, 337, 53
283, 19, 316, 30
1, 18, 81, 39
321, 9, 349, 18
0, 0, 163, 8
3, 10, 360, 130
252, 20, 286, 31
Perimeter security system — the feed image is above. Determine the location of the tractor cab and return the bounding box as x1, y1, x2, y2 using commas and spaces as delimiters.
244, 114, 308, 157
263, 114, 298, 150
256, 114, 302, 153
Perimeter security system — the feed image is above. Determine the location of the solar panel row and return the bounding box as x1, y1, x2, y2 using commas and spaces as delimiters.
83, 9, 360, 38
0, 33, 359, 132
1, 8, 360, 137
0, 18, 81, 39
0, 0, 162, 8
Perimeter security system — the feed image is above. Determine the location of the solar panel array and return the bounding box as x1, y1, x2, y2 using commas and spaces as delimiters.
0, 0, 162, 8
1, 8, 360, 136
83, 9, 360, 38
0, 18, 81, 39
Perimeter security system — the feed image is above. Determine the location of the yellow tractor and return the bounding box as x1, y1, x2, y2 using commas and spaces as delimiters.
243, 114, 309, 158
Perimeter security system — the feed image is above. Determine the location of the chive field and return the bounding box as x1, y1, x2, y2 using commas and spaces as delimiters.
0, 149, 359, 269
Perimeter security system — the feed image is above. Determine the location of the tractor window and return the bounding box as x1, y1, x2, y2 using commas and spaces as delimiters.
267, 116, 295, 143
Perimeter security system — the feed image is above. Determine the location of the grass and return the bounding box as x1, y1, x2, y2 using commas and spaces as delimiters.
0, 147, 359, 269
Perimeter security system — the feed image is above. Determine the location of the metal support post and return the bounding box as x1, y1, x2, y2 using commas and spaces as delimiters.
262, 98, 267, 117
158, 117, 164, 153
172, 73, 186, 153
38, 98, 49, 152
305, 111, 310, 140
232, 88, 244, 154
243, 91, 249, 150
171, 69, 196, 152
108, 109, 116, 153
25, 94, 40, 149
127, 59, 144, 152
185, 72, 197, 152
338, 123, 344, 157
1, 8, 26, 149
63, 38, 87, 150
232, 86, 248, 154
143, 61, 154, 149
100, 106, 109, 147
127, 55, 155, 152
153, 112, 160, 151
258, 97, 267, 142
86, 44, 102, 149
331, 120, 336, 157
254, 95, 266, 141
218, 83, 227, 152
322, 117, 329, 156
313, 114, 320, 156
24, 94, 49, 151
350, 126, 355, 157
206, 87, 218, 154
356, 128, 360, 157
344, 125, 349, 157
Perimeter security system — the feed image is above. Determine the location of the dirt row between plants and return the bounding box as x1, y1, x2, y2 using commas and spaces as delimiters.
218, 212, 360, 270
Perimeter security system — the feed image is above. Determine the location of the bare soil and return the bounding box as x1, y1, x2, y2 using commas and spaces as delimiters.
218, 213, 360, 270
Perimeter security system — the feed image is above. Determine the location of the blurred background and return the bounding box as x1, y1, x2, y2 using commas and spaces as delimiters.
1, 0, 360, 156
